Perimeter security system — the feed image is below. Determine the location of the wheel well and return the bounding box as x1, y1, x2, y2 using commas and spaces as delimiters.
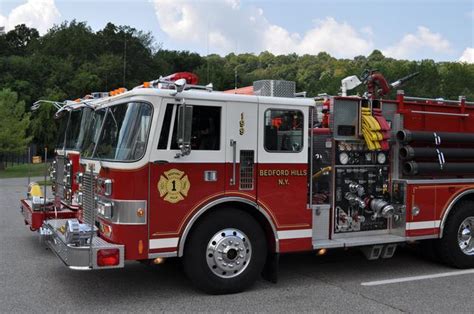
179, 201, 278, 256
441, 190, 474, 237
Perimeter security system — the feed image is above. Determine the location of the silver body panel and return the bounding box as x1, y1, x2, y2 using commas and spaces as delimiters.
96, 197, 147, 224
311, 204, 331, 241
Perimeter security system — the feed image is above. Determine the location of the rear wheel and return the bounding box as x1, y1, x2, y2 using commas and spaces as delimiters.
438, 201, 474, 268
183, 208, 267, 294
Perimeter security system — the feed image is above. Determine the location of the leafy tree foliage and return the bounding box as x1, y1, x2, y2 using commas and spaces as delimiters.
0, 89, 32, 169
0, 21, 473, 153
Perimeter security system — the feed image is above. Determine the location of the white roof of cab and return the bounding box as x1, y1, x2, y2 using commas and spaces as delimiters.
92, 86, 315, 109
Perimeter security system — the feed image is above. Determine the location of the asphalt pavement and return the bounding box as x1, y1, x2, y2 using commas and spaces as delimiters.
1, 177, 473, 313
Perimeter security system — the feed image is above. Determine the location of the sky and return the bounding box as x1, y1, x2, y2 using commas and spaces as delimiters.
0, 0, 473, 62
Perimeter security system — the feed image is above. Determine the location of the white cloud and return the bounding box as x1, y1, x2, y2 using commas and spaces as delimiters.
360, 26, 374, 37
0, 15, 7, 30
0, 0, 60, 35
152, 0, 373, 58
459, 48, 474, 63
383, 26, 452, 59
292, 18, 373, 57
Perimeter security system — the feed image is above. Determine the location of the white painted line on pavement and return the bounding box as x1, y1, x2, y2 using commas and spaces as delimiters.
361, 269, 474, 286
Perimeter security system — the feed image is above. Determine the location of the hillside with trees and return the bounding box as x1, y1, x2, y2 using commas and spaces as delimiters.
1, 21, 473, 152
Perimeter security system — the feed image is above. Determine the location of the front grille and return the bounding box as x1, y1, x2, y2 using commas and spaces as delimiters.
55, 156, 65, 197
82, 172, 96, 227
239, 150, 254, 190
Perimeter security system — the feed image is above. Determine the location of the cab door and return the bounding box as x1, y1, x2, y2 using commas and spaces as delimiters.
256, 103, 312, 248
225, 100, 259, 200
148, 98, 226, 253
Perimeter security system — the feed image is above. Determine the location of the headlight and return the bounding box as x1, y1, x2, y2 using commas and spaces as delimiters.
104, 179, 112, 196
75, 192, 83, 205
97, 200, 113, 219
75, 172, 83, 185
66, 188, 72, 201
63, 161, 73, 187
96, 177, 113, 196
65, 173, 72, 186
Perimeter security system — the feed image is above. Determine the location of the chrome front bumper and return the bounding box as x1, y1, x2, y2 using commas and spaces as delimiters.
42, 219, 125, 270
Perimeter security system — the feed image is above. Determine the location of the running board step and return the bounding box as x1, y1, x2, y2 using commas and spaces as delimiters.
313, 234, 405, 250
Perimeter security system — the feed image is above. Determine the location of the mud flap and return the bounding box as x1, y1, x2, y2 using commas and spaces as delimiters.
261, 252, 279, 283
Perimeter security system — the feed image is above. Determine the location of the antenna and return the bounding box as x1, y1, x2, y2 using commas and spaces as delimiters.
123, 34, 127, 86
206, 20, 210, 84
235, 67, 238, 90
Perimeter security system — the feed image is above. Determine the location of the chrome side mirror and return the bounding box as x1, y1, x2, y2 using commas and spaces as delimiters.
176, 101, 193, 158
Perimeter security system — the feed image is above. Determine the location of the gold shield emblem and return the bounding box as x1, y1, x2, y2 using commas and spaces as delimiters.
157, 169, 191, 204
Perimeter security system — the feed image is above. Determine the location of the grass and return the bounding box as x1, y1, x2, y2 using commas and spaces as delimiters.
0, 163, 51, 179
37, 179, 53, 186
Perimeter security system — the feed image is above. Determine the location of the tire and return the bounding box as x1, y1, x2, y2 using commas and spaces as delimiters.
438, 200, 474, 268
417, 239, 444, 263
183, 208, 267, 294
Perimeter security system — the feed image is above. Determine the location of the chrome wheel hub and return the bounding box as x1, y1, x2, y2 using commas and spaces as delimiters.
206, 228, 251, 278
458, 217, 474, 255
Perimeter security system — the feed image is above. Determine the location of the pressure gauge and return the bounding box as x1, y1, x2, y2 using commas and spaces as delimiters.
377, 152, 387, 164
338, 142, 345, 151
365, 152, 372, 162
339, 152, 349, 165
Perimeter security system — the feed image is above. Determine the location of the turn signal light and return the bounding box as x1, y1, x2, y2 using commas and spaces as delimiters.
97, 249, 120, 267
317, 248, 327, 256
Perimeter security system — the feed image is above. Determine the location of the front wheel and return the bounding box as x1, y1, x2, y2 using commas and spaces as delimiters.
183, 208, 267, 294
438, 200, 474, 268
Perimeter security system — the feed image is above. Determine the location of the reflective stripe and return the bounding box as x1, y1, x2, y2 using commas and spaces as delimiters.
149, 237, 179, 249
277, 229, 312, 240
406, 220, 441, 230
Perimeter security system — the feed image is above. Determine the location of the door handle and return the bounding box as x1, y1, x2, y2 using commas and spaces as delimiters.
230, 139, 237, 186
153, 160, 169, 165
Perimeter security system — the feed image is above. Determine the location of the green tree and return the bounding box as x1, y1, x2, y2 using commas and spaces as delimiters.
0, 89, 32, 169
3, 24, 39, 56
29, 88, 66, 155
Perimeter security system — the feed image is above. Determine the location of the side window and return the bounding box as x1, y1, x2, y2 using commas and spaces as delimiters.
158, 104, 174, 149
171, 105, 221, 150
264, 109, 303, 152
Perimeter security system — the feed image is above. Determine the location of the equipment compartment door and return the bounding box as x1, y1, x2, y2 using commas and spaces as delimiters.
225, 101, 258, 199
148, 98, 226, 254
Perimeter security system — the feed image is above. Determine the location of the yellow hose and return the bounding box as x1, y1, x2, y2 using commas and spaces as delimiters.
361, 107, 382, 150
312, 166, 332, 180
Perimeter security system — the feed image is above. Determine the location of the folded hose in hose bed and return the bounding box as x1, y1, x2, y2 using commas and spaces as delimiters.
403, 161, 474, 175
397, 130, 474, 144
400, 146, 474, 160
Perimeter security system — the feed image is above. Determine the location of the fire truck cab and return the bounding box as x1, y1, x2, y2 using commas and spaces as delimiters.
38, 77, 474, 294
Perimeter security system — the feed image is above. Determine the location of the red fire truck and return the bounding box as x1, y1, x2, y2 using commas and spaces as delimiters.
21, 96, 105, 231
34, 74, 474, 294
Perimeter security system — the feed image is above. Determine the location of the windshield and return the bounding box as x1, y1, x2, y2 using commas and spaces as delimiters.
81, 109, 107, 158
55, 111, 70, 149
83, 102, 152, 161
64, 107, 94, 150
